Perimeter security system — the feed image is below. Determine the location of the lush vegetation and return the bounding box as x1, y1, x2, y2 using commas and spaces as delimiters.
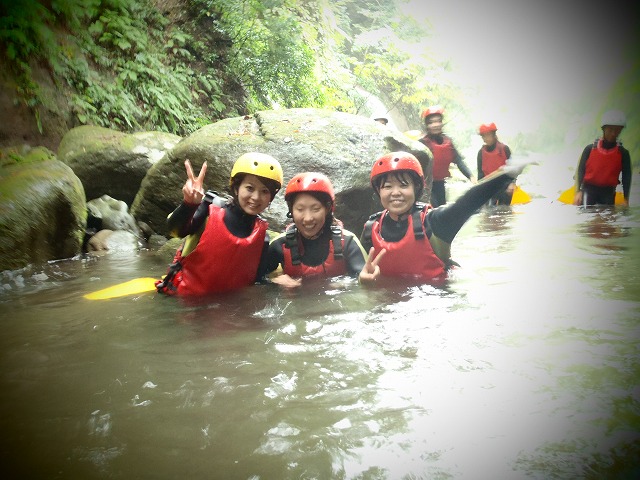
1, 0, 233, 135
0, 0, 467, 136
1, 0, 637, 163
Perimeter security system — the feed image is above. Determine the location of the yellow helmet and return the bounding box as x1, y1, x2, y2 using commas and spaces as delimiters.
230, 152, 284, 189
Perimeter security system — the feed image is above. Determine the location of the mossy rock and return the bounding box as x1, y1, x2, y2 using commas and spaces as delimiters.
0, 147, 86, 271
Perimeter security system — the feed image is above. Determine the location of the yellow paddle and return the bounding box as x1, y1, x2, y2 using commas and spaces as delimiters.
557, 185, 576, 204
510, 185, 531, 205
557, 185, 625, 205
84, 277, 159, 300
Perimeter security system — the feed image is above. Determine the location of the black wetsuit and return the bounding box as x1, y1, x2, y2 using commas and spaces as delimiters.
266, 224, 367, 277
360, 172, 515, 260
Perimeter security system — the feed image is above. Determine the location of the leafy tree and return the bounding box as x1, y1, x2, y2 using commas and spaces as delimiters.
195, 0, 325, 111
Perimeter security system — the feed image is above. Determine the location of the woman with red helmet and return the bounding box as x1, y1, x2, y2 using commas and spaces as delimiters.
359, 151, 532, 284
418, 105, 476, 207
477, 122, 515, 205
264, 172, 368, 287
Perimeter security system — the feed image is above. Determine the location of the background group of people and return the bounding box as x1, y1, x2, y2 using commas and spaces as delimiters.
379, 106, 631, 208
157, 106, 630, 297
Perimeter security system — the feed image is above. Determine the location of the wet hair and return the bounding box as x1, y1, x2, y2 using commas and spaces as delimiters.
230, 173, 281, 202
372, 170, 423, 199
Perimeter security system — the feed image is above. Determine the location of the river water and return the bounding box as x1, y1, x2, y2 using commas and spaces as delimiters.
1, 156, 639, 479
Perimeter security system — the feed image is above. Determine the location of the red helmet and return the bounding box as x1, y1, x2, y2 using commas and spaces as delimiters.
421, 105, 444, 119
478, 122, 497, 135
285, 172, 335, 208
370, 152, 425, 197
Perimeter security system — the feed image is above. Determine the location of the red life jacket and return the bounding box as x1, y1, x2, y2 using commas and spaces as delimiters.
420, 135, 455, 180
281, 223, 346, 277
583, 139, 622, 187
368, 205, 446, 282
157, 204, 267, 296
480, 141, 508, 177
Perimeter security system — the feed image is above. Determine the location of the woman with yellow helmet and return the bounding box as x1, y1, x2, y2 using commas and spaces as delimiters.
156, 152, 284, 296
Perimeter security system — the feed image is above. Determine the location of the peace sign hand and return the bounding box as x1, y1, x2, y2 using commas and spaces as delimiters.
359, 247, 387, 284
182, 159, 207, 204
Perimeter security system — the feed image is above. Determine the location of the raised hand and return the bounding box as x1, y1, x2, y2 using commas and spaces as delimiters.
182, 159, 207, 204
359, 247, 387, 283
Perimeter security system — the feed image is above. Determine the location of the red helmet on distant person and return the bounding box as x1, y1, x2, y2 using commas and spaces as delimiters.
478, 122, 498, 135
370, 152, 425, 197
285, 172, 335, 210
421, 105, 444, 119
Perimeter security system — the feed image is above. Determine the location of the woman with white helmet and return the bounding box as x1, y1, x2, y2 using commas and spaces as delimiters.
573, 110, 632, 206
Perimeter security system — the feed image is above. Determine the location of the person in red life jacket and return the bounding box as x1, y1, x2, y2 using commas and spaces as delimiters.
265, 172, 368, 288
573, 110, 631, 206
358, 151, 532, 284
155, 152, 284, 296
418, 105, 476, 207
477, 122, 514, 205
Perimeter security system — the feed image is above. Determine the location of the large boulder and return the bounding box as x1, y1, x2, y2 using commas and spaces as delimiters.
131, 108, 432, 235
0, 146, 86, 271
57, 125, 181, 206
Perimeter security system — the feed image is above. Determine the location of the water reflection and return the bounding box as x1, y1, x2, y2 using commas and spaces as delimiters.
1, 198, 639, 479
577, 207, 633, 251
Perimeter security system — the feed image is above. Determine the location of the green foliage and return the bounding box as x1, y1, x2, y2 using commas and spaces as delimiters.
194, 0, 325, 111
64, 0, 228, 135
0, 0, 56, 132
10, 0, 634, 168
1, 0, 468, 141
314, 0, 471, 144
1, 0, 231, 136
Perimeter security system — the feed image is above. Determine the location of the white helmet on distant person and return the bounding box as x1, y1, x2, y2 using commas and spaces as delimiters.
600, 110, 626, 128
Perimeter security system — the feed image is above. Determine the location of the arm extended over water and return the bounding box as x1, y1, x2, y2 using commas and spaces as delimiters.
428, 166, 525, 244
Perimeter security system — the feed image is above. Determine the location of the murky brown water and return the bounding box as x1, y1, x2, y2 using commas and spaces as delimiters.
1, 164, 639, 479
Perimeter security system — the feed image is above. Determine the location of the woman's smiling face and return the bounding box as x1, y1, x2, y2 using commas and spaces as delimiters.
291, 193, 329, 239
236, 174, 272, 215
379, 172, 416, 220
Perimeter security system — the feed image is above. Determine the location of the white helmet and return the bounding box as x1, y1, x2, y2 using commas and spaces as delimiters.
600, 110, 626, 128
